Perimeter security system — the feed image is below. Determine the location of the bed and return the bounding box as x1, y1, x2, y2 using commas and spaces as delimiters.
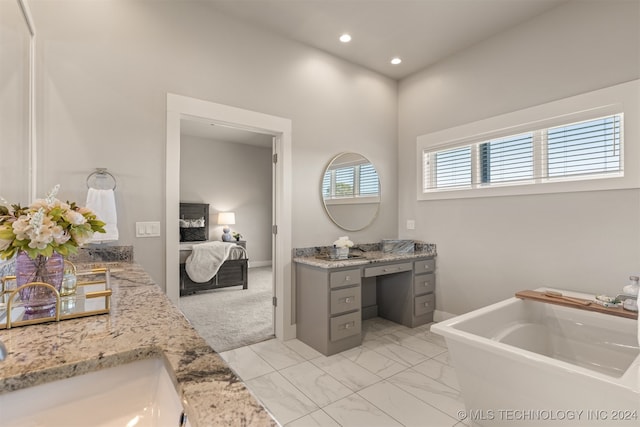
179, 203, 248, 296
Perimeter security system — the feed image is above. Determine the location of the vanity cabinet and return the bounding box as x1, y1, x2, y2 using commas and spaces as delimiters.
295, 255, 436, 356
296, 266, 362, 356
376, 257, 435, 328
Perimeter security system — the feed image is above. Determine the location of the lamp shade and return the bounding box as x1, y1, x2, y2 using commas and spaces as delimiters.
217, 212, 235, 225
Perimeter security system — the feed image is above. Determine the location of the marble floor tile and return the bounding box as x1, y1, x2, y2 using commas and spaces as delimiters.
251, 338, 307, 370
280, 361, 353, 407
412, 358, 461, 391
284, 339, 324, 360
362, 317, 406, 337
323, 393, 403, 427
341, 346, 409, 379
358, 380, 459, 427
403, 326, 448, 348
434, 350, 454, 366
286, 409, 341, 427
225, 318, 468, 427
219, 346, 274, 381
362, 336, 428, 367
379, 330, 447, 358
246, 371, 318, 425
311, 353, 382, 392
386, 368, 466, 421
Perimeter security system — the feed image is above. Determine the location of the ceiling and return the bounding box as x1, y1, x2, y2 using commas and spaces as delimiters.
207, 0, 567, 80
183, 0, 567, 144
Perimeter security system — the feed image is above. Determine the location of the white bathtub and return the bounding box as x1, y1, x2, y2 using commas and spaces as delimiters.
431, 290, 640, 426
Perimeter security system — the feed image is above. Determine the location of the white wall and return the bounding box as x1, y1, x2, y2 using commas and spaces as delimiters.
180, 135, 272, 265
398, 0, 640, 316
28, 0, 398, 290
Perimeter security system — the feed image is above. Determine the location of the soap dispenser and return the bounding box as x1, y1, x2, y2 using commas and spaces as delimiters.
622, 275, 639, 312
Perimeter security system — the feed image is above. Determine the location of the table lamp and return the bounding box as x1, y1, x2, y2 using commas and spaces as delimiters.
218, 212, 235, 242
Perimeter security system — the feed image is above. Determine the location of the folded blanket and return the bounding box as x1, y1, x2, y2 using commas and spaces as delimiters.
185, 241, 246, 283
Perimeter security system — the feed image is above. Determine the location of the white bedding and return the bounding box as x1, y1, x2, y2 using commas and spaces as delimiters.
184, 241, 247, 283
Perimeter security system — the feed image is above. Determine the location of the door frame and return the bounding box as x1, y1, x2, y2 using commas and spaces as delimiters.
166, 93, 295, 341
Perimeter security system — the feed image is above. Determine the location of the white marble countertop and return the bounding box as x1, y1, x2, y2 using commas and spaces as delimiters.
0, 262, 276, 427
293, 249, 436, 269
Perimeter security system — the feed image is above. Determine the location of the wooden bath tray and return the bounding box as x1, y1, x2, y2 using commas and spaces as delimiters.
516, 290, 638, 320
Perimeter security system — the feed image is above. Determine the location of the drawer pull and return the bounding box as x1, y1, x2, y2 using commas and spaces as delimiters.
344, 322, 352, 329
344, 297, 351, 303
424, 302, 430, 307
345, 275, 351, 281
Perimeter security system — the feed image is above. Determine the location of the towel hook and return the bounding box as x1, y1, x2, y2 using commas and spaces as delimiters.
86, 168, 117, 190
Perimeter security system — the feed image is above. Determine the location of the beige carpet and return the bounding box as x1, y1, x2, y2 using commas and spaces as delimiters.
179, 266, 274, 352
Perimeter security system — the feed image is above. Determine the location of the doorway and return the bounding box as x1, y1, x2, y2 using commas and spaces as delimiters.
166, 93, 295, 342
179, 119, 274, 351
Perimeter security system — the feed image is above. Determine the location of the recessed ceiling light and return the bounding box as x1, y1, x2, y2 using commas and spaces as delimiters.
390, 57, 402, 65
339, 34, 352, 43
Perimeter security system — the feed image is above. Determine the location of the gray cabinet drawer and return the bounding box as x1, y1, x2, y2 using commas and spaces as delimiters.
330, 286, 361, 315
414, 273, 435, 296
364, 262, 412, 278
330, 311, 361, 342
330, 269, 361, 289
414, 259, 435, 275
414, 294, 435, 316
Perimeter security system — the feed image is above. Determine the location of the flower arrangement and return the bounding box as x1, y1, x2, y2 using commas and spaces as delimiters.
0, 185, 106, 260
333, 236, 354, 248
232, 232, 243, 241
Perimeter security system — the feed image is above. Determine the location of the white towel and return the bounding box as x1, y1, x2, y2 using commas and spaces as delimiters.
85, 188, 119, 242
186, 241, 244, 283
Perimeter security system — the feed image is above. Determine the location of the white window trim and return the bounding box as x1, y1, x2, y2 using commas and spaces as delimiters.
416, 79, 640, 201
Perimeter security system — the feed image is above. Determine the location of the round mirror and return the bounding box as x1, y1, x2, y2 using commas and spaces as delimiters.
321, 152, 380, 231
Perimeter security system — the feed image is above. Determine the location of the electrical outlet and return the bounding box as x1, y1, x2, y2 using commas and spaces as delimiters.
406, 219, 415, 230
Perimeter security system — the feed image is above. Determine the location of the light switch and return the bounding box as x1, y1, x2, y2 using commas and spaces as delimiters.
406, 219, 415, 230
136, 221, 161, 237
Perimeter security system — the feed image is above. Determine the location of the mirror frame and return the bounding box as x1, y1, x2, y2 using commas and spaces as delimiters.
321, 152, 381, 232
19, 0, 36, 202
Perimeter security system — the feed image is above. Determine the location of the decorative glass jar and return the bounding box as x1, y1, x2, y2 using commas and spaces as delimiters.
15, 251, 64, 314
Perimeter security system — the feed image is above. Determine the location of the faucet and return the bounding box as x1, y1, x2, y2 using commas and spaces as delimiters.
0, 339, 7, 361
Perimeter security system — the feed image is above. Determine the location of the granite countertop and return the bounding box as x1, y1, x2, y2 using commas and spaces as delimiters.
293, 248, 437, 269
0, 262, 276, 427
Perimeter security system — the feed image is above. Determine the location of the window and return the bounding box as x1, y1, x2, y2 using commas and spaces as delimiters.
422, 113, 623, 193
547, 115, 620, 178
323, 163, 380, 200
424, 146, 471, 190
480, 133, 533, 184
359, 163, 379, 196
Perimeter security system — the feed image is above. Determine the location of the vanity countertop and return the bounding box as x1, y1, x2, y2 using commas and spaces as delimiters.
293, 248, 437, 269
0, 262, 275, 427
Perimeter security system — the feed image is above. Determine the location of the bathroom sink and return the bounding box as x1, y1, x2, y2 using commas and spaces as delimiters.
0, 357, 190, 427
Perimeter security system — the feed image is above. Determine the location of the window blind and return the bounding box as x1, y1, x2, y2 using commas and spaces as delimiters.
480, 133, 533, 184
359, 163, 379, 196
423, 113, 623, 192
322, 171, 331, 198
547, 115, 621, 178
433, 146, 472, 189
334, 166, 355, 197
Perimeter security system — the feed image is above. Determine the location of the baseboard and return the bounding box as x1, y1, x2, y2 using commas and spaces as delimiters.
248, 260, 272, 268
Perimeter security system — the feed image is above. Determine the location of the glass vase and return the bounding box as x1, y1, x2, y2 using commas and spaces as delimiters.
16, 251, 64, 314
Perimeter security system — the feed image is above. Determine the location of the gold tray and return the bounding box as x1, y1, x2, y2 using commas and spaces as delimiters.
0, 267, 111, 329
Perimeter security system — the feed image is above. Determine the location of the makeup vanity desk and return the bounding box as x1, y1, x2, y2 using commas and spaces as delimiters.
293, 247, 437, 356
